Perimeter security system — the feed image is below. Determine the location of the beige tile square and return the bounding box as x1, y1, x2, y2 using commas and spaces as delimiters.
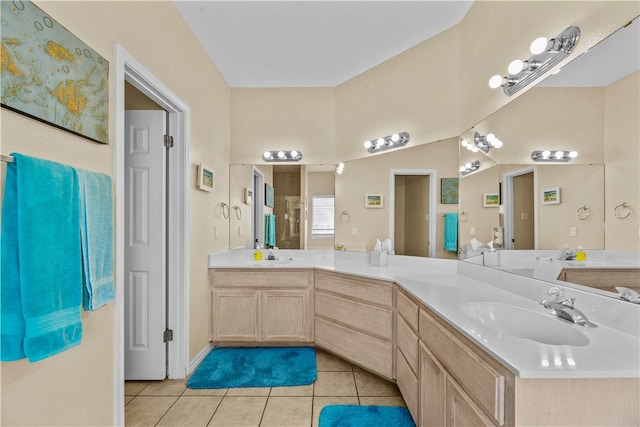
359, 396, 406, 407
208, 396, 267, 426
226, 386, 271, 396
125, 380, 151, 396
314, 371, 357, 396
315, 350, 353, 372
183, 387, 229, 396
260, 397, 313, 427
354, 371, 401, 396
270, 383, 314, 396
312, 397, 359, 427
139, 379, 187, 396
157, 396, 222, 426
125, 396, 178, 427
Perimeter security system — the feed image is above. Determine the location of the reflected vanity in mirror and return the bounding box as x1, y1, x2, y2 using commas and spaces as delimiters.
458, 17, 640, 300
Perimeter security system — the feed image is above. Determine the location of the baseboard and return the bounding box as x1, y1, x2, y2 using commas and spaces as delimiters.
188, 343, 215, 375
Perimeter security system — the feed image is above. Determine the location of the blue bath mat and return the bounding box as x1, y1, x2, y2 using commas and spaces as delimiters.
186, 346, 317, 389
319, 405, 415, 427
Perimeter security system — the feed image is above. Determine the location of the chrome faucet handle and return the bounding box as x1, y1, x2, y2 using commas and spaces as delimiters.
616, 287, 640, 304
546, 287, 574, 307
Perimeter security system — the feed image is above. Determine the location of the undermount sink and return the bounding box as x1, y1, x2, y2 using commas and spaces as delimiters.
244, 258, 294, 266
461, 301, 590, 347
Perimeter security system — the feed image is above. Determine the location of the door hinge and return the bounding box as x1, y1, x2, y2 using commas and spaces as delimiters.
164, 135, 174, 148
163, 329, 174, 343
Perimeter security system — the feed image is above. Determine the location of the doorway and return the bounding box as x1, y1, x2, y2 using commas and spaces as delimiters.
388, 169, 438, 258
114, 44, 190, 424
502, 166, 537, 250
394, 175, 430, 256
252, 167, 265, 248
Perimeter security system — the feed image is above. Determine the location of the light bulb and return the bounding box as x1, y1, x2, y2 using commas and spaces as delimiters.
461, 139, 469, 147
465, 163, 472, 169
364, 140, 372, 149
459, 166, 466, 172
471, 146, 478, 153
488, 75, 503, 89
377, 137, 386, 146
508, 59, 524, 75
491, 139, 503, 149
530, 37, 548, 55
277, 151, 285, 159
568, 151, 578, 158
541, 150, 551, 158
291, 150, 298, 158
263, 151, 272, 159
391, 133, 400, 143
554, 151, 564, 159
486, 133, 496, 142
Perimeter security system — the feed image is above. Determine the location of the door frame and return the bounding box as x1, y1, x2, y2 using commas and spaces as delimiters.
114, 43, 191, 425
388, 169, 437, 258
502, 165, 538, 250
252, 167, 265, 248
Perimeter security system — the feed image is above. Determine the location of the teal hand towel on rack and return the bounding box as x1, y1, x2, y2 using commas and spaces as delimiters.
443, 213, 459, 252
1, 153, 83, 362
265, 214, 276, 248
77, 169, 115, 311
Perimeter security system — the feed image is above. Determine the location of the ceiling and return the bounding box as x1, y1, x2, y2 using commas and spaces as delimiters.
173, 1, 473, 88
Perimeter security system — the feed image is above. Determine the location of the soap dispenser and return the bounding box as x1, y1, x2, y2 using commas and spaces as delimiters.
254, 239, 263, 260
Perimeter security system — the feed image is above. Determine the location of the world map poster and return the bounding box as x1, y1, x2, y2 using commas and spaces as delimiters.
1, 0, 109, 143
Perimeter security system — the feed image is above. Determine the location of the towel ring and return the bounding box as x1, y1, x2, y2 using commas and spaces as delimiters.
576, 205, 591, 220
232, 205, 242, 220
614, 202, 632, 219
459, 211, 469, 222
219, 202, 230, 219
340, 210, 351, 222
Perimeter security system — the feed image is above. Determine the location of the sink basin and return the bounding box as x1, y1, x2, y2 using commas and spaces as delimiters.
461, 302, 590, 346
244, 258, 293, 267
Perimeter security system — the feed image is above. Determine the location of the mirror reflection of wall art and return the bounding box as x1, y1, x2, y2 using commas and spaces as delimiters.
542, 187, 561, 205
1, 0, 109, 144
265, 183, 274, 208
365, 193, 383, 208
197, 163, 214, 192
441, 178, 459, 204
483, 193, 500, 207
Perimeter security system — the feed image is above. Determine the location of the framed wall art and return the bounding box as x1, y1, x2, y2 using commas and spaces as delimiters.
441, 178, 459, 204
542, 187, 561, 205
483, 193, 500, 207
1, 0, 109, 143
197, 163, 214, 192
365, 193, 383, 208
265, 183, 274, 208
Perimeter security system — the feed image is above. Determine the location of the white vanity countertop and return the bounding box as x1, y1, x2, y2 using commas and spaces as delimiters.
208, 249, 640, 379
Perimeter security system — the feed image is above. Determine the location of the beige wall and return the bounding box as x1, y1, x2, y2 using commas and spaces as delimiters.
1, 1, 230, 425
459, 167, 501, 248
334, 139, 458, 258
605, 71, 640, 251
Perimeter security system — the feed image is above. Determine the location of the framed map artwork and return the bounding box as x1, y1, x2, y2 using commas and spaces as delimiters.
1, 0, 109, 143
441, 178, 459, 204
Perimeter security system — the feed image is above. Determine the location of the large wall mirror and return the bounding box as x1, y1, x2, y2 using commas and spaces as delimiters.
458, 16, 639, 258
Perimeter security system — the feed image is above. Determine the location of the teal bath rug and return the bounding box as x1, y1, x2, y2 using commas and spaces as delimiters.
319, 405, 415, 427
186, 346, 317, 389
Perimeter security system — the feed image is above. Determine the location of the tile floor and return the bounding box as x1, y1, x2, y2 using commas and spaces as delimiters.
125, 348, 406, 426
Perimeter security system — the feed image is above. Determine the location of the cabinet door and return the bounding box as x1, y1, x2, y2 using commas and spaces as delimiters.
212, 289, 259, 341
261, 289, 311, 342
419, 342, 447, 427
446, 376, 495, 427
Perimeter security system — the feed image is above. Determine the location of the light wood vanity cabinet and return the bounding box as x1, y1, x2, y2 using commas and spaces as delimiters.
557, 268, 640, 293
210, 269, 313, 343
314, 270, 394, 379
395, 288, 420, 422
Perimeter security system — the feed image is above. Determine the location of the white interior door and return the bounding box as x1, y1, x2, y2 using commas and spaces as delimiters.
124, 110, 167, 380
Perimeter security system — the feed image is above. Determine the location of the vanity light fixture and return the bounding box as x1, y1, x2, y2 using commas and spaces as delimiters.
489, 26, 581, 96
473, 132, 503, 153
363, 132, 410, 153
531, 150, 578, 162
262, 150, 303, 162
335, 162, 345, 174
459, 160, 480, 176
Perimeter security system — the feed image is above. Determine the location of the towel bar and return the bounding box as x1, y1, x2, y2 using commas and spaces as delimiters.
1, 154, 14, 163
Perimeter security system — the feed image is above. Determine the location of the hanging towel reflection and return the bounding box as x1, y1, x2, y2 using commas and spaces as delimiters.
443, 213, 459, 252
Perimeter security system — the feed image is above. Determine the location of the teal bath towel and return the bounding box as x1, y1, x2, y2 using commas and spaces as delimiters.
265, 214, 276, 248
77, 169, 115, 311
1, 154, 83, 362
443, 212, 458, 252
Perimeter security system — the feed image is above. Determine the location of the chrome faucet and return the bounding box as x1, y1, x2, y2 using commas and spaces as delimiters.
559, 249, 575, 260
540, 287, 597, 328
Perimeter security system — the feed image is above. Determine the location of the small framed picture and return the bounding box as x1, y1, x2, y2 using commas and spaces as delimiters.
483, 193, 500, 207
197, 163, 214, 192
265, 183, 274, 208
542, 187, 561, 205
365, 193, 383, 208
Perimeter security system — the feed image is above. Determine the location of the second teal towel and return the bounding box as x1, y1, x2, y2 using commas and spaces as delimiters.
1, 153, 83, 362
443, 212, 458, 252
265, 214, 276, 248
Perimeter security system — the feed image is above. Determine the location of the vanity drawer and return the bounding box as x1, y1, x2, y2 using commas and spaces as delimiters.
396, 314, 419, 374
212, 269, 312, 288
315, 291, 392, 340
314, 271, 393, 307
397, 287, 419, 331
419, 309, 505, 426
315, 316, 393, 379
396, 347, 418, 423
